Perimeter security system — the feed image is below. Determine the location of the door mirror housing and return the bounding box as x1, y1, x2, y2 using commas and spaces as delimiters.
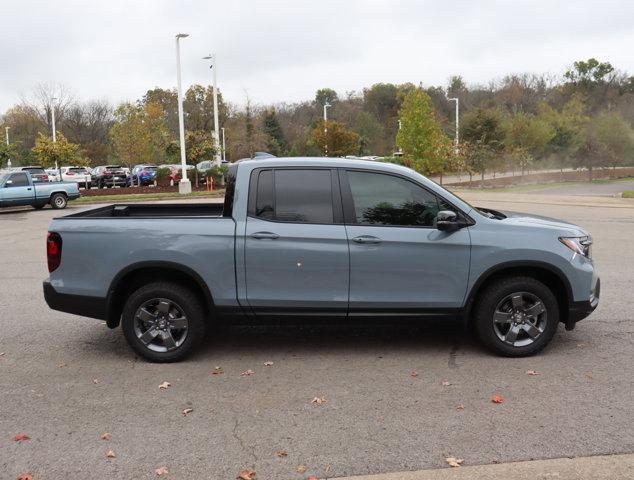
436, 210, 463, 231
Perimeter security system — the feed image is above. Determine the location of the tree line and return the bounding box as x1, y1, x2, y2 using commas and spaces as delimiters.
1, 58, 633, 180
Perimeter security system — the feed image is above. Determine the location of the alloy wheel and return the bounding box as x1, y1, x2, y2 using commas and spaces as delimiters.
492, 291, 547, 347
133, 298, 189, 352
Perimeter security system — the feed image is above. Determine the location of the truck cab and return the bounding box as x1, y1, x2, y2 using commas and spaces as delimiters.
0, 170, 80, 209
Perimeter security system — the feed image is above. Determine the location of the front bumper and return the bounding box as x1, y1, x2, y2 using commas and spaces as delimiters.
43, 281, 107, 320
566, 277, 600, 329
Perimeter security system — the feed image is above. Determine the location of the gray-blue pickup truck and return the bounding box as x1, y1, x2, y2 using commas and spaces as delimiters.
43, 158, 599, 362
1, 170, 80, 209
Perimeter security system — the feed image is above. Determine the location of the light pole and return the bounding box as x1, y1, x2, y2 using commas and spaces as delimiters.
203, 54, 221, 166
175, 33, 191, 194
221, 127, 226, 162
5, 126, 11, 169
51, 97, 58, 171
448, 97, 459, 151
323, 102, 331, 156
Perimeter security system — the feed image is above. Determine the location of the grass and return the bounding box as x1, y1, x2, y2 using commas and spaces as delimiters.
76, 190, 225, 204
451, 177, 634, 194
623, 190, 634, 198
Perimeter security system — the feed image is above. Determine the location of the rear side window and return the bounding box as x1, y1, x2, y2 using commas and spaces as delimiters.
346, 170, 442, 227
8, 173, 29, 187
254, 169, 334, 224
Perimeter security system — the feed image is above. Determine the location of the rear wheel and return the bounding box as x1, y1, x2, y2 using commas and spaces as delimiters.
473, 276, 559, 356
50, 193, 68, 209
121, 282, 206, 362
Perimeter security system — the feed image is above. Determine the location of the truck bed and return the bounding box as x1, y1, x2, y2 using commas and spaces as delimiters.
65, 202, 226, 218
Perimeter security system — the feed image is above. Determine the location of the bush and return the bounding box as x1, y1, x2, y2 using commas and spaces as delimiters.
155, 167, 172, 180
204, 165, 228, 185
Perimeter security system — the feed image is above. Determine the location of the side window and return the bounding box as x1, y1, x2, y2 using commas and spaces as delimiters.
346, 171, 441, 227
8, 173, 29, 187
254, 169, 334, 224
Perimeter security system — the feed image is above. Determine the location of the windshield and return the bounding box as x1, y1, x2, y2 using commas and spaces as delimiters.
0, 173, 9, 184
70, 168, 88, 173
25, 168, 45, 174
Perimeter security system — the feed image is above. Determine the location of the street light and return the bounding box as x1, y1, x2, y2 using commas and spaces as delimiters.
5, 126, 11, 168
221, 127, 226, 162
202, 54, 221, 166
175, 33, 191, 194
447, 97, 459, 151
323, 103, 331, 156
51, 97, 58, 171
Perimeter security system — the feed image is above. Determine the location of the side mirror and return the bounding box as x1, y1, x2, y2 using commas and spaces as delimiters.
436, 210, 459, 231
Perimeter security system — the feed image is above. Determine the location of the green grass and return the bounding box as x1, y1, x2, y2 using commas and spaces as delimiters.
76, 190, 225, 204
623, 190, 634, 198
451, 177, 634, 194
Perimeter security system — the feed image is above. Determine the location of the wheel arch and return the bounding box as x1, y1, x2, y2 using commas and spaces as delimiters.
465, 261, 573, 325
105, 261, 214, 328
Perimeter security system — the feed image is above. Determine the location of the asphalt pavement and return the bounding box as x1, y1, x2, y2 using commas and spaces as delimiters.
1, 195, 633, 479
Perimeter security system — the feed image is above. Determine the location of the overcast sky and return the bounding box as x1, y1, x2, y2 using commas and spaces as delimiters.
1, 0, 633, 112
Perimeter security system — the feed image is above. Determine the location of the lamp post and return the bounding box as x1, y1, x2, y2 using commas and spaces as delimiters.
175, 33, 191, 194
5, 126, 11, 169
323, 102, 331, 156
202, 54, 221, 166
51, 97, 58, 171
448, 97, 459, 151
221, 127, 226, 162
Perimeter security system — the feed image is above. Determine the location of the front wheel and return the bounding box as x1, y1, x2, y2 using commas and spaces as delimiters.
473, 276, 559, 357
121, 281, 206, 362
50, 193, 68, 209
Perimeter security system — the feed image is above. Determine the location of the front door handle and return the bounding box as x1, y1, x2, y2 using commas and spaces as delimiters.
352, 235, 382, 244
250, 231, 279, 240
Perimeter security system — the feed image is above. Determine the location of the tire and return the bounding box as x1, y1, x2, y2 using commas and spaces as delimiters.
50, 193, 68, 210
473, 276, 559, 357
32, 204, 46, 210
121, 281, 206, 362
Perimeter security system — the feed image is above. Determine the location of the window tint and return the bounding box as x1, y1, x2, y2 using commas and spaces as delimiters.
346, 171, 441, 227
255, 169, 274, 219
8, 173, 29, 187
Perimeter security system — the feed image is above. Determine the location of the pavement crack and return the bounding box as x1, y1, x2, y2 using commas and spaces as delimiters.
232, 416, 258, 464
448, 341, 462, 369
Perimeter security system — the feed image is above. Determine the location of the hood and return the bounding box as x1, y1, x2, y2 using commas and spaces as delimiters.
497, 209, 588, 237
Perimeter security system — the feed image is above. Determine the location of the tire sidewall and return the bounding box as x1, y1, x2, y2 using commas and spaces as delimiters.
121, 283, 206, 362
51, 193, 67, 209
475, 277, 559, 356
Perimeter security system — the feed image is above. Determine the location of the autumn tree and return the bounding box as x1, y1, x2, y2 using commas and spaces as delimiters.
262, 109, 288, 156
311, 120, 359, 157
462, 108, 505, 178
396, 88, 449, 175
0, 139, 20, 168
31, 132, 84, 167
503, 111, 555, 174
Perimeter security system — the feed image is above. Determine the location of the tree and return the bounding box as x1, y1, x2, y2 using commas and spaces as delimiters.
396, 88, 449, 175
462, 107, 505, 178
311, 120, 359, 157
564, 58, 615, 86
503, 111, 555, 173
31, 132, 84, 167
594, 111, 634, 170
315, 88, 338, 106
352, 111, 384, 155
0, 140, 20, 168
262, 109, 288, 156
538, 96, 588, 169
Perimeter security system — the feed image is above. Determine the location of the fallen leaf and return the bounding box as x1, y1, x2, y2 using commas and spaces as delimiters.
576, 343, 586, 348
585, 372, 593, 379
155, 466, 169, 476
456, 405, 465, 410
263, 361, 274, 366
491, 395, 504, 404
526, 370, 540, 376
308, 476, 320, 480
212, 366, 223, 375
296, 465, 307, 473
237, 469, 256, 480
240, 369, 254, 377
58, 363, 66, 368
92, 378, 100, 384
100, 432, 112, 441
410, 371, 418, 377
311, 396, 327, 405
106, 449, 116, 458
158, 381, 171, 389
275, 450, 288, 457
446, 457, 464, 467
441, 380, 451, 386
182, 408, 194, 416
17, 474, 33, 480
14, 434, 31, 442
0, 352, 5, 356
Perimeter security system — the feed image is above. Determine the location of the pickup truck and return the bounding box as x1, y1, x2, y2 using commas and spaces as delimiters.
1, 170, 80, 209
43, 158, 600, 362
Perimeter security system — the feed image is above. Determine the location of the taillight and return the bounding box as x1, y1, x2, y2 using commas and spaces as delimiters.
43, 175, 49, 180
67, 172, 75, 176
47, 232, 62, 272
104, 170, 111, 175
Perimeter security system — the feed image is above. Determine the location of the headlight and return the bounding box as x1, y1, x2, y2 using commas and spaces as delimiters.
559, 236, 592, 258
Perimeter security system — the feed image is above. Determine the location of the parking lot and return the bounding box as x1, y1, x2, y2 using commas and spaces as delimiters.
1, 195, 633, 479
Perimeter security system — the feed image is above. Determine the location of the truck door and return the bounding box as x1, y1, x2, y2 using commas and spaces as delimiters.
340, 169, 471, 315
2, 172, 33, 207
244, 168, 349, 316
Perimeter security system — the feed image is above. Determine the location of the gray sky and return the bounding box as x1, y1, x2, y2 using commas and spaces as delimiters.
1, 0, 633, 112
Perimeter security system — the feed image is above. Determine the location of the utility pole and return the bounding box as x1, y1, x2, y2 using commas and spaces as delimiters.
5, 126, 11, 169
221, 127, 226, 162
323, 103, 331, 156
448, 97, 459, 151
202, 54, 221, 166
51, 97, 58, 171
175, 33, 191, 194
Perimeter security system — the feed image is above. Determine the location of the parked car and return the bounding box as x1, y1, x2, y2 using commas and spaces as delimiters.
43, 158, 599, 362
18, 166, 49, 183
160, 164, 194, 184
92, 165, 129, 188
45, 168, 60, 181
128, 164, 158, 186
60, 166, 92, 188
1, 170, 79, 209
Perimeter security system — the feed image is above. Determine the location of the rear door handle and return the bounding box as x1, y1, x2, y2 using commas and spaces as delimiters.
352, 235, 382, 244
250, 231, 279, 240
